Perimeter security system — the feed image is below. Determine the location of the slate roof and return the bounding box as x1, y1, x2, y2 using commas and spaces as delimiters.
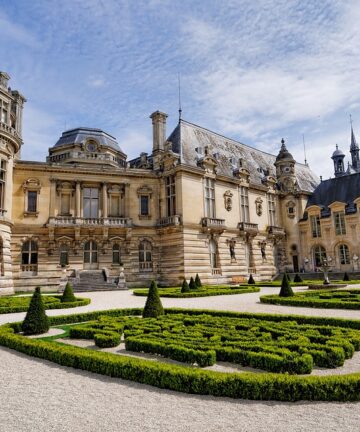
167, 120, 319, 193
53, 127, 124, 153
306, 172, 360, 214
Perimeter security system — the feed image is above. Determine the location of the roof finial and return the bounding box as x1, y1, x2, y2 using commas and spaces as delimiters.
302, 134, 307, 165
178, 72, 182, 122
336, 143, 338, 150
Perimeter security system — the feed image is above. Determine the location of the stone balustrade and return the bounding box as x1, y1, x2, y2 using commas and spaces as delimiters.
0, 122, 20, 139
48, 216, 132, 227
238, 222, 259, 235
267, 225, 286, 236
201, 217, 226, 231
157, 215, 181, 227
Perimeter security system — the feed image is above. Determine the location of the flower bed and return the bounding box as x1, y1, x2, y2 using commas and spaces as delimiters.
133, 285, 260, 297
1, 308, 360, 401
260, 289, 360, 309
0, 295, 91, 314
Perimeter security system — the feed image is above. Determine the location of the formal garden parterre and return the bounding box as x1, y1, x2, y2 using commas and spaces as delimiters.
133, 285, 260, 298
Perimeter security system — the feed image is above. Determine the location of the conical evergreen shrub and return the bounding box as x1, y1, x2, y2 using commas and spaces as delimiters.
293, 273, 303, 283
343, 272, 350, 281
22, 287, 50, 335
181, 279, 190, 293
286, 273, 292, 282
189, 277, 197, 290
143, 280, 164, 318
195, 273, 202, 288
279, 273, 294, 297
61, 282, 76, 303
248, 274, 255, 285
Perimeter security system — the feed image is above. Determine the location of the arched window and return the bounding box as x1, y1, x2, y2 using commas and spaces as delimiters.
139, 240, 152, 271
313, 245, 326, 268
21, 240, 38, 273
112, 244, 121, 265
59, 245, 69, 267
339, 244, 350, 265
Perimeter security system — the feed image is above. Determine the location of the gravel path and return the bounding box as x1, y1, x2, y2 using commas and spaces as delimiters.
1, 286, 360, 431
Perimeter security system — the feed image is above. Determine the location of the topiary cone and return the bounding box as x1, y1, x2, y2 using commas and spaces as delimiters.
22, 287, 50, 335
181, 279, 190, 293
293, 273, 303, 283
279, 273, 294, 297
61, 282, 76, 303
195, 273, 202, 288
143, 280, 164, 318
248, 274, 255, 285
343, 272, 350, 281
189, 277, 197, 290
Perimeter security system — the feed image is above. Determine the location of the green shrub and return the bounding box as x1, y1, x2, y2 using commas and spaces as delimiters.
133, 286, 260, 298
143, 280, 164, 318
181, 279, 190, 293
293, 273, 303, 283
195, 274, 202, 288
61, 282, 76, 303
21, 287, 50, 335
94, 332, 121, 348
343, 272, 350, 281
189, 277, 197, 290
279, 274, 294, 297
248, 274, 255, 285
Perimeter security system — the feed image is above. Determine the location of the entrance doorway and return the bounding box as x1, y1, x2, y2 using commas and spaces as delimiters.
84, 241, 98, 269
292, 255, 299, 273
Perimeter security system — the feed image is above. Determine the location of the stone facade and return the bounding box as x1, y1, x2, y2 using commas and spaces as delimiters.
0, 72, 322, 294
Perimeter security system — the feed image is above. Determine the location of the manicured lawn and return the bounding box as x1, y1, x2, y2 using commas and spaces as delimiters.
0, 295, 90, 314
133, 285, 260, 297
260, 289, 360, 309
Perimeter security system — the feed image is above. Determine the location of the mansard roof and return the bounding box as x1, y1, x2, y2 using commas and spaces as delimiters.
168, 120, 319, 193
306, 171, 360, 212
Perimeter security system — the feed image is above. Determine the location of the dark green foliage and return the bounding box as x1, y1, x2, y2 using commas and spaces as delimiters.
61, 282, 76, 303
21, 287, 49, 335
189, 277, 197, 290
248, 274, 255, 285
279, 274, 294, 297
293, 273, 303, 283
134, 285, 260, 298
181, 279, 190, 293
94, 332, 121, 348
195, 273, 202, 288
143, 280, 164, 318
286, 273, 292, 282
343, 272, 350, 281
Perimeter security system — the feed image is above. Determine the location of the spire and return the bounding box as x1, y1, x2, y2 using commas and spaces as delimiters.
349, 114, 360, 171
350, 116, 359, 150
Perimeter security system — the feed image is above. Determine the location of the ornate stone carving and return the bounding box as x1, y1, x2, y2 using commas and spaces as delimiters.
224, 190, 233, 211
255, 197, 263, 216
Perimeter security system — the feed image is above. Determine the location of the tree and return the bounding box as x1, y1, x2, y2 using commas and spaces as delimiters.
279, 273, 294, 297
343, 272, 350, 281
143, 280, 164, 318
293, 273, 303, 283
189, 277, 197, 290
248, 274, 255, 285
61, 282, 76, 303
181, 279, 190, 293
22, 287, 50, 335
195, 273, 202, 288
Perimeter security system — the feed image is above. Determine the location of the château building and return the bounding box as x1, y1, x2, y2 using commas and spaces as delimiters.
1, 71, 357, 294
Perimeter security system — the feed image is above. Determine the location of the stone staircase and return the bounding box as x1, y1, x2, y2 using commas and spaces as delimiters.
71, 270, 119, 292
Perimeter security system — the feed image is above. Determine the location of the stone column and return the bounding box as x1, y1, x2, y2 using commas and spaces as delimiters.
102, 182, 108, 218
75, 181, 81, 217
124, 183, 130, 218
49, 179, 57, 217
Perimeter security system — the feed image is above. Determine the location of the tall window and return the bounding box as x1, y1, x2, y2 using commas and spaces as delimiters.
83, 241, 98, 268
83, 188, 99, 218
209, 239, 218, 269
239, 186, 249, 222
112, 244, 121, 265
0, 100, 9, 124
310, 215, 321, 238
21, 240, 38, 272
110, 195, 121, 217
139, 240, 152, 271
165, 175, 176, 216
204, 177, 215, 218
27, 191, 38, 213
0, 160, 6, 211
60, 194, 71, 215
140, 195, 149, 216
334, 211, 346, 235
59, 245, 69, 267
339, 244, 350, 265
267, 194, 276, 226
313, 245, 326, 268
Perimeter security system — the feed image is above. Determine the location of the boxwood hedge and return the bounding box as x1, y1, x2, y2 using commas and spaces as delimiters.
0, 307, 359, 401
133, 285, 260, 298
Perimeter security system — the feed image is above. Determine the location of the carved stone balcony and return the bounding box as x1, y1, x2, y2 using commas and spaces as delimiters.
0, 122, 21, 151
48, 216, 132, 228
157, 215, 181, 227
267, 225, 286, 237
238, 222, 259, 236
201, 217, 226, 233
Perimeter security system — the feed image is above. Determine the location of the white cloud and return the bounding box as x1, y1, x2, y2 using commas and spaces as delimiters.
0, 11, 39, 48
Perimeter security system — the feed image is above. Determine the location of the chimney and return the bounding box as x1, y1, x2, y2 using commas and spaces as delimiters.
150, 111, 168, 153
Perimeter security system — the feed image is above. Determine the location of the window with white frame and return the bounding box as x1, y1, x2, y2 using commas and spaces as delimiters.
310, 215, 321, 238
209, 238, 218, 269
0, 100, 9, 124
0, 160, 6, 212
267, 193, 276, 226
239, 186, 249, 222
27, 191, 37, 213
204, 177, 215, 218
165, 175, 176, 217
339, 244, 350, 265
83, 188, 99, 218
139, 240, 152, 271
334, 211, 346, 235
21, 240, 38, 273
23, 178, 41, 216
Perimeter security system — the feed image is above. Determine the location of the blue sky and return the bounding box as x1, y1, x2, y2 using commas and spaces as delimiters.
1, 0, 360, 178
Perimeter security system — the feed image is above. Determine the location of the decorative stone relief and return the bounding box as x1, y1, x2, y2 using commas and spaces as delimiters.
224, 190, 233, 211
226, 238, 236, 262
255, 197, 263, 216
